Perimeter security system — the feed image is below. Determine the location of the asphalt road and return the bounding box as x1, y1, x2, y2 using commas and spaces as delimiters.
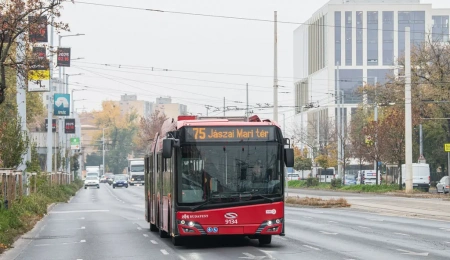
1, 184, 450, 260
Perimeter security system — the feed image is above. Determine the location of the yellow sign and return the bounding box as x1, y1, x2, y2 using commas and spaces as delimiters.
28, 70, 50, 81
185, 126, 275, 142
445, 143, 450, 152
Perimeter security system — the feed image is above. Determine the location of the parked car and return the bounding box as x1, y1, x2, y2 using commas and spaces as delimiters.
437, 176, 449, 194
344, 175, 357, 185
84, 176, 100, 189
113, 175, 129, 189
286, 173, 300, 181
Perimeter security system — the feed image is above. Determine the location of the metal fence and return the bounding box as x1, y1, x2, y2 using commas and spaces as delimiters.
0, 169, 73, 208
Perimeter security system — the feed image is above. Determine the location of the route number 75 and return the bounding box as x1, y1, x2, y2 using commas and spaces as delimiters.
193, 128, 206, 140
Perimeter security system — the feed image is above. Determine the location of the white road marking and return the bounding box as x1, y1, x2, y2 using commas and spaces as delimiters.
319, 231, 338, 235
328, 221, 338, 223
358, 226, 370, 229
35, 240, 86, 247
367, 218, 384, 221
137, 227, 142, 230
239, 252, 267, 259
160, 249, 169, 255
303, 245, 321, 251
439, 228, 450, 231
275, 236, 287, 240
394, 233, 409, 236
81, 226, 85, 229
50, 210, 109, 214
445, 241, 450, 244
396, 249, 429, 256
143, 234, 148, 237
150, 240, 158, 244
80, 240, 86, 243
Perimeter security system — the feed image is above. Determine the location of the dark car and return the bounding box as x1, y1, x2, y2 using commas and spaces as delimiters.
113, 175, 129, 189
105, 174, 114, 185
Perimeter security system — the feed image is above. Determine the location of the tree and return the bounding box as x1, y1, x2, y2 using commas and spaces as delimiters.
92, 101, 138, 174
0, 105, 28, 168
0, 0, 70, 104
86, 152, 101, 167
135, 109, 167, 155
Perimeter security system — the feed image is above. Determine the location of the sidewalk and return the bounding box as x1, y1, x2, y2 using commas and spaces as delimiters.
287, 188, 450, 222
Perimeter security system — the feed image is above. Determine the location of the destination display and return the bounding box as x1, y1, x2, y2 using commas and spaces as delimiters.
184, 126, 275, 142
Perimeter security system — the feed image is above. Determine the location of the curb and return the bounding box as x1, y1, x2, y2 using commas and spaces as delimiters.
46, 203, 56, 213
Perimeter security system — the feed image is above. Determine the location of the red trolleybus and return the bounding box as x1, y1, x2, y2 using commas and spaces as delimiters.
144, 115, 294, 246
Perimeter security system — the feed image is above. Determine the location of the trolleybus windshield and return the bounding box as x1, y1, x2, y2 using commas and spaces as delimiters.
178, 143, 283, 206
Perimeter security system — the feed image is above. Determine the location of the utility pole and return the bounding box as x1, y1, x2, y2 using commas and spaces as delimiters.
405, 27, 413, 193
273, 11, 278, 122
336, 62, 341, 179
102, 128, 106, 176
246, 83, 249, 121
16, 34, 28, 172
374, 77, 379, 185
283, 113, 285, 136
46, 15, 54, 173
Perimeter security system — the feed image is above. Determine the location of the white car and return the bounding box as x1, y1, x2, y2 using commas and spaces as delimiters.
437, 176, 449, 194
84, 176, 100, 189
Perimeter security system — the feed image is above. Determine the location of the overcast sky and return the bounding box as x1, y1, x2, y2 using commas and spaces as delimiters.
59, 0, 449, 128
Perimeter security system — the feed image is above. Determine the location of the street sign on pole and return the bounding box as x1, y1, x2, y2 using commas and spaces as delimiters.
64, 118, 75, 134
70, 137, 80, 150
57, 47, 71, 67
445, 144, 450, 152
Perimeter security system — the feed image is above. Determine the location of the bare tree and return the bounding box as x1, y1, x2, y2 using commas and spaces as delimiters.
135, 109, 167, 155
0, 0, 70, 104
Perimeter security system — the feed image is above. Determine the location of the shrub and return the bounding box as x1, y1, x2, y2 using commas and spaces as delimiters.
306, 177, 319, 187
331, 178, 342, 189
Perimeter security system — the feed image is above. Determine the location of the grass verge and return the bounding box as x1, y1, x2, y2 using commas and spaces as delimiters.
285, 196, 350, 208
0, 179, 83, 253
288, 180, 406, 193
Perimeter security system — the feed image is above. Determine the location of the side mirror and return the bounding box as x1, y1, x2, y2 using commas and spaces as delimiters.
162, 139, 173, 158
284, 148, 294, 167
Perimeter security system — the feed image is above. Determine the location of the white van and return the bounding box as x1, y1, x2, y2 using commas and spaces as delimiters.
401, 163, 430, 192
356, 170, 381, 185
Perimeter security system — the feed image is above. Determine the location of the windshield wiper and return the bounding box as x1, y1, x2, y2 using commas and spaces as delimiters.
190, 199, 212, 211
241, 192, 275, 203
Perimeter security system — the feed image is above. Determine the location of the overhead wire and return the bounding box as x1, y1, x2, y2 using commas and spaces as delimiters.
73, 1, 450, 37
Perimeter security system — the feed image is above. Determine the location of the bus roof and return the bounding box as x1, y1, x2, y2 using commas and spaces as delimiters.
177, 120, 280, 129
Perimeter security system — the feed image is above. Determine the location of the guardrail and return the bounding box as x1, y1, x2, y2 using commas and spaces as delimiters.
0, 169, 74, 208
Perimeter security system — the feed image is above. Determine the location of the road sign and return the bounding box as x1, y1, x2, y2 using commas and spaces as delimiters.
57, 47, 71, 67
445, 143, 450, 152
70, 137, 80, 150
54, 93, 70, 116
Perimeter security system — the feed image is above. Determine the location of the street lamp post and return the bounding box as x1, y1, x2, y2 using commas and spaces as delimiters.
102, 128, 109, 176
58, 33, 85, 177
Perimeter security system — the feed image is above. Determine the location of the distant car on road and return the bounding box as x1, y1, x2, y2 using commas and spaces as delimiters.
84, 176, 100, 189
113, 175, 129, 189
100, 175, 107, 183
437, 176, 449, 194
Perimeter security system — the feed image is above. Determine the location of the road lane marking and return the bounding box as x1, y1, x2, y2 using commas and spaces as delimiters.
358, 226, 370, 229
50, 210, 109, 214
396, 249, 429, 256
160, 249, 169, 255
319, 231, 338, 235
445, 241, 450, 244
239, 253, 267, 259
150, 240, 158, 244
303, 245, 320, 251
81, 226, 85, 230
394, 233, 409, 236
143, 234, 148, 237
80, 240, 86, 243
35, 240, 86, 247
328, 221, 338, 223
137, 227, 142, 230
439, 228, 450, 231
367, 218, 384, 221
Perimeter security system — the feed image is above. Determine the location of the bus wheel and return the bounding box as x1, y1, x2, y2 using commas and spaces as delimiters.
150, 223, 158, 232
172, 236, 184, 246
258, 235, 272, 245
159, 228, 169, 238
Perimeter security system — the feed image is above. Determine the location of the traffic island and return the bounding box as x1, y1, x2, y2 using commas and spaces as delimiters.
285, 196, 350, 208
